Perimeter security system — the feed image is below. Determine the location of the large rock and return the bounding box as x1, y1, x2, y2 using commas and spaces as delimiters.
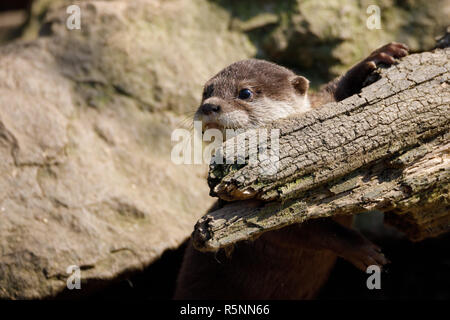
216, 0, 450, 79
25, 0, 450, 82
0, 0, 254, 299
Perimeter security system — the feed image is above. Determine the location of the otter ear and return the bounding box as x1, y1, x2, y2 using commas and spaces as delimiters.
291, 76, 309, 95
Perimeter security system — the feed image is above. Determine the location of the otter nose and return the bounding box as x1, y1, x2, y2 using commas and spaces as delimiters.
200, 103, 221, 115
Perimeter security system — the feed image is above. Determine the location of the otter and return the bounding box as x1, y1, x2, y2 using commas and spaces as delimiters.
175, 43, 409, 300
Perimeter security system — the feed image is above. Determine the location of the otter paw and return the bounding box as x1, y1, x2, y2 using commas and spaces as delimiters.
341, 239, 390, 272
366, 42, 409, 67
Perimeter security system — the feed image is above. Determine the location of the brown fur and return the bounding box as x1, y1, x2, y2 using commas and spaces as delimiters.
175, 216, 351, 300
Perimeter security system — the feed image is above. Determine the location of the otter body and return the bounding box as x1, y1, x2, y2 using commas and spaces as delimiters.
175, 43, 408, 300
176, 217, 352, 299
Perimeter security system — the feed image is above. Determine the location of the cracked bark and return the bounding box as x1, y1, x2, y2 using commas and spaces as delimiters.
193, 44, 450, 252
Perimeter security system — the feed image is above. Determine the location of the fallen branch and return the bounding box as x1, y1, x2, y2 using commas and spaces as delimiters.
193, 43, 450, 252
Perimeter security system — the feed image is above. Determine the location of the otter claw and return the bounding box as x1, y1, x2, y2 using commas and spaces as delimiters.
366, 42, 410, 67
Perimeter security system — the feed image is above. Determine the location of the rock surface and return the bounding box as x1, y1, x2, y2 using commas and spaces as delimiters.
23, 1, 450, 83
0, 0, 253, 299
217, 0, 450, 80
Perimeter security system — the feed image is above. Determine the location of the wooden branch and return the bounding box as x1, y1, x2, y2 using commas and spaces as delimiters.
193, 45, 450, 252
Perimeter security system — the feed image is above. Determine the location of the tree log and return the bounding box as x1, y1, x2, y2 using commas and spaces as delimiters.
193, 43, 450, 252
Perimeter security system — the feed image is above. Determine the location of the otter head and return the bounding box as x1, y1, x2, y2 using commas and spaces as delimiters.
194, 59, 310, 135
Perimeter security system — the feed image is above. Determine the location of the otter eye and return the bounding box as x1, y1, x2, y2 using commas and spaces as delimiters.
238, 88, 252, 100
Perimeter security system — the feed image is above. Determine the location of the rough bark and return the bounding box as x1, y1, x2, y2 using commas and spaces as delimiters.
193, 45, 450, 252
